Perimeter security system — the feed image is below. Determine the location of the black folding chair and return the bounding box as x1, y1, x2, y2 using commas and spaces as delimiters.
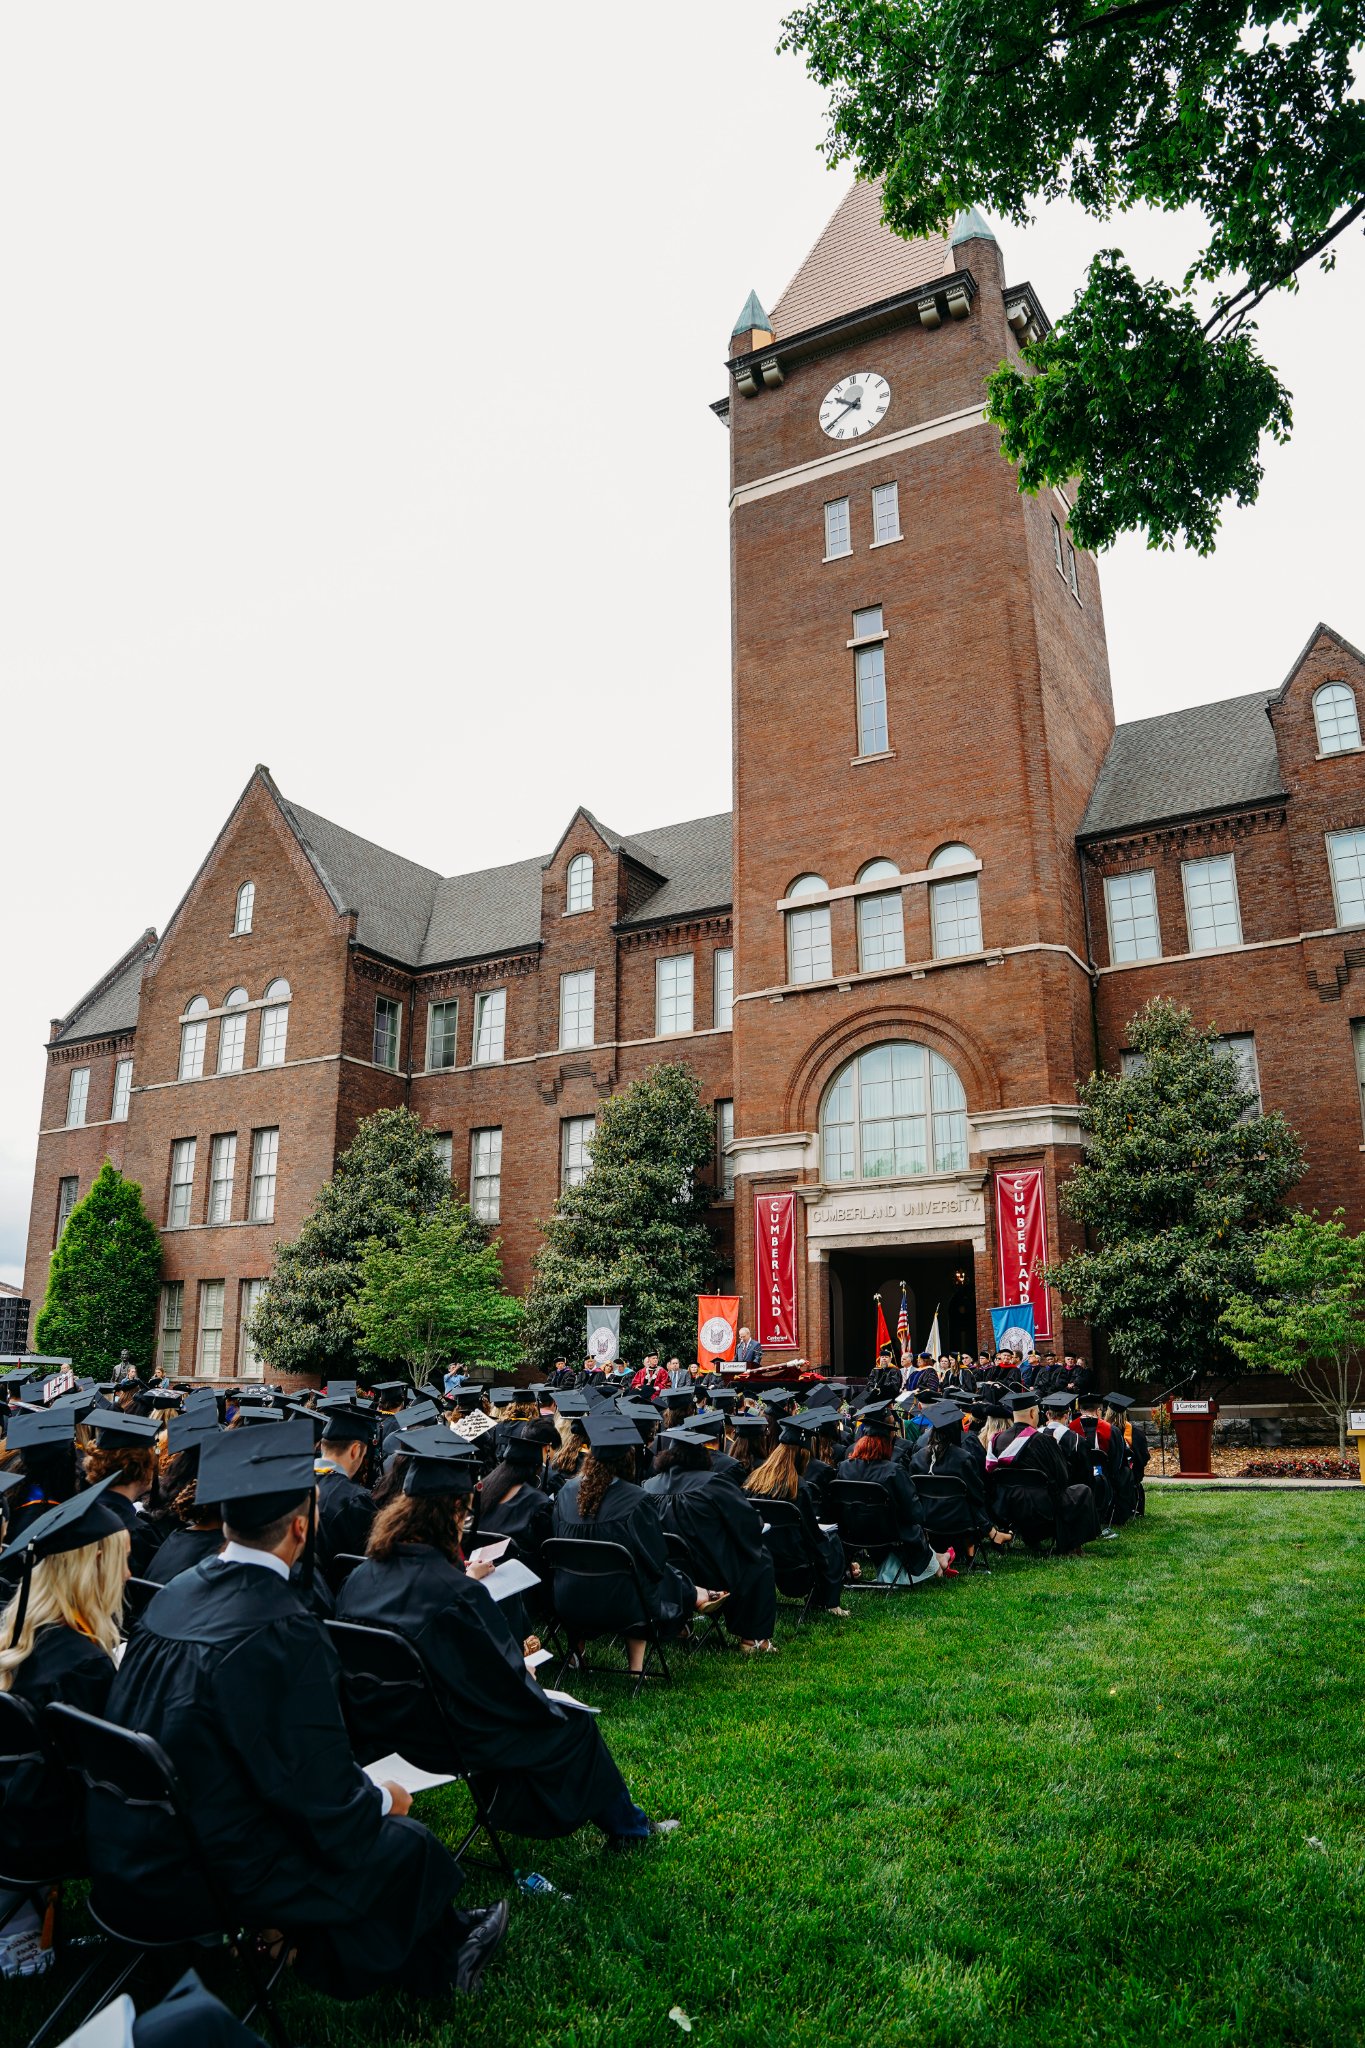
828, 1480, 914, 1593
322, 1619, 513, 1880
541, 1537, 673, 1696
661, 1531, 726, 1652
35, 1704, 291, 2048
0, 1693, 68, 1937
913, 1475, 992, 1574
328, 1552, 368, 1589
758, 1499, 821, 1627
122, 1576, 162, 1626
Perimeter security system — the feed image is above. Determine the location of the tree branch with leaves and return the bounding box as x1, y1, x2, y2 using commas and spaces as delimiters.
1223, 1209, 1365, 1459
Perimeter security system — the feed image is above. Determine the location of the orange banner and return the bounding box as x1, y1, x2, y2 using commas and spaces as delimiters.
697, 1295, 740, 1368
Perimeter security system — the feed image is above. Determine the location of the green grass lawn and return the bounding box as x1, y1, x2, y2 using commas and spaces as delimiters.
12, 1492, 1365, 2048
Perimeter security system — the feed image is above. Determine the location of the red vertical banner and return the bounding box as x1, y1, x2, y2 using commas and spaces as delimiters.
994, 1168, 1052, 1340
697, 1296, 740, 1368
754, 1192, 798, 1348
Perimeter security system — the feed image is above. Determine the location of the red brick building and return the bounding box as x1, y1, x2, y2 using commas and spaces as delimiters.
23, 183, 1365, 1376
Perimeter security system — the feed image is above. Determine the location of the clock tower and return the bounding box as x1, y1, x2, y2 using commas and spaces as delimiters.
723, 180, 1117, 1369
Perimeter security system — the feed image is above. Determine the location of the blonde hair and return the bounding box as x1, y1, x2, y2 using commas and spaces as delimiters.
0, 1530, 129, 1689
745, 1443, 806, 1500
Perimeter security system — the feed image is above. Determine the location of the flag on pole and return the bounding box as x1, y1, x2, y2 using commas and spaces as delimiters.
874, 1297, 893, 1367
896, 1288, 910, 1362
925, 1307, 942, 1362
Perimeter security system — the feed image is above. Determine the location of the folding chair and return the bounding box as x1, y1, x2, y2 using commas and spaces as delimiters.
661, 1531, 725, 1652
913, 1475, 992, 1574
322, 1619, 513, 1880
122, 1576, 162, 1627
35, 1704, 291, 2048
827, 1480, 914, 1593
758, 1500, 821, 1627
328, 1552, 368, 1590
540, 1537, 673, 1696
0, 1693, 68, 1938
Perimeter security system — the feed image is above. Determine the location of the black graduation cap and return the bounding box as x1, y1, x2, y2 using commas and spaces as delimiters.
728, 1414, 769, 1441
401, 1400, 439, 1429
1008, 1391, 1041, 1412
552, 1392, 590, 1417
167, 1409, 222, 1456
777, 1413, 822, 1446
488, 1389, 516, 1409
283, 1404, 329, 1443
197, 1418, 316, 1528
1104, 1391, 1136, 1410
92, 1411, 162, 1449
389, 1425, 457, 1459
143, 1387, 184, 1409
0, 1476, 128, 1646
854, 1400, 893, 1422
709, 1387, 739, 1411
759, 1388, 796, 1410
235, 1407, 284, 1425
616, 1400, 659, 1424
450, 1386, 488, 1411
325, 1380, 358, 1401
8, 1408, 77, 1452
524, 1384, 549, 1401
925, 1400, 966, 1429
687, 1413, 725, 1441
583, 1411, 642, 1452
320, 1403, 382, 1444
660, 1386, 697, 1410
660, 1426, 710, 1450
400, 1444, 482, 1497
1042, 1392, 1076, 1412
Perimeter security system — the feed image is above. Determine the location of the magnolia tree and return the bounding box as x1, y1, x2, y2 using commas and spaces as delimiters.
1223, 1211, 1365, 1461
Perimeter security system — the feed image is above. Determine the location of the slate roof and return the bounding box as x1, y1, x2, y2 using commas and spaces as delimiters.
1080, 691, 1286, 838
282, 800, 442, 964
770, 178, 952, 340
54, 932, 156, 1046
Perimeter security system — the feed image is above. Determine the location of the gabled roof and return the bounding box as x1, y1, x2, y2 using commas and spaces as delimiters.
770, 178, 953, 340
53, 930, 157, 1045
617, 812, 733, 927
1080, 692, 1286, 839
420, 857, 545, 966
279, 798, 442, 964
1271, 620, 1365, 703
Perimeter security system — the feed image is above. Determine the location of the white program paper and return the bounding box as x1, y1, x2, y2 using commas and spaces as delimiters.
466, 1538, 511, 1567
364, 1752, 457, 1795
479, 1557, 541, 1603
542, 1687, 601, 1715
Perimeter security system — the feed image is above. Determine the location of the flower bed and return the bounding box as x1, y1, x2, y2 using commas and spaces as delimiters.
1235, 1455, 1357, 1480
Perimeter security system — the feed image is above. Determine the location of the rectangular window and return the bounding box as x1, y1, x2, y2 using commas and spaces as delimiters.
197, 1280, 225, 1378
159, 1281, 184, 1374
1353, 1021, 1365, 1134
1215, 1034, 1262, 1114
474, 988, 507, 1064
426, 1000, 458, 1072
1066, 542, 1080, 600
207, 1133, 237, 1225
559, 970, 595, 1050
713, 947, 734, 1030
111, 1058, 133, 1122
55, 1176, 79, 1242
258, 1002, 288, 1067
433, 1131, 453, 1179
249, 1128, 279, 1224
238, 1279, 265, 1378
471, 1126, 503, 1224
1050, 513, 1065, 575
858, 890, 905, 972
716, 1099, 735, 1199
561, 1116, 596, 1191
1104, 869, 1162, 963
871, 482, 901, 545
1182, 855, 1242, 951
930, 875, 983, 958
855, 643, 889, 755
852, 605, 884, 641
823, 497, 852, 560
656, 955, 694, 1036
787, 904, 833, 984
179, 1018, 207, 1081
167, 1139, 196, 1228
65, 1067, 90, 1128
373, 997, 402, 1070
218, 1009, 247, 1074
1327, 829, 1365, 929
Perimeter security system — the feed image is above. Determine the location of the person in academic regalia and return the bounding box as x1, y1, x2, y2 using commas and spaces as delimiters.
723, 1413, 769, 1489
337, 1444, 660, 1845
645, 1431, 777, 1652
989, 1392, 1098, 1553
143, 1428, 226, 1586
2, 1409, 81, 1556
472, 1425, 555, 1570
0, 1480, 128, 1978
551, 1415, 725, 1675
836, 1405, 950, 1583
744, 1416, 849, 1611
1097, 1393, 1140, 1523
800, 1411, 845, 1513
1041, 1392, 1103, 1508
84, 1410, 165, 1578
308, 1405, 380, 1588
1104, 1392, 1148, 1511
90, 1420, 508, 2002
909, 1401, 1011, 1555
682, 1411, 744, 1487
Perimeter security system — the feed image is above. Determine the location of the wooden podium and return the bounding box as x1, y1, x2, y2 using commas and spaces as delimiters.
1170, 1397, 1218, 1477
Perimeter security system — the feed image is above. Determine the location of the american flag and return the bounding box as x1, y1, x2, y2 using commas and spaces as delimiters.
896, 1289, 910, 1360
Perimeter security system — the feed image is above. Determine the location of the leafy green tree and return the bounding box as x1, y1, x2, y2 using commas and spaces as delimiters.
1223, 1210, 1365, 1459
523, 1062, 722, 1371
353, 1198, 523, 1382
34, 1161, 162, 1377
1045, 998, 1304, 1381
779, 0, 1364, 551
251, 1108, 449, 1379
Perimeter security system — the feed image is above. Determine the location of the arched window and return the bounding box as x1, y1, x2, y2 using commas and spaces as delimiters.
856, 858, 904, 972
179, 996, 210, 1081
821, 1041, 968, 1181
1313, 682, 1361, 756
566, 855, 594, 913
259, 978, 292, 1068
223, 986, 248, 1006
264, 977, 291, 1001
185, 995, 209, 1017
786, 874, 832, 984
928, 843, 982, 958
218, 987, 249, 1074
233, 881, 255, 935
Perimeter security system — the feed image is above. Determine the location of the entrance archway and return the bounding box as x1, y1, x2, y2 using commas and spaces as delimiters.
827, 1244, 976, 1375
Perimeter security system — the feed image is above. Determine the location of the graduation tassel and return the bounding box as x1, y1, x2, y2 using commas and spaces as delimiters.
299, 1490, 318, 1595
8, 1548, 36, 1651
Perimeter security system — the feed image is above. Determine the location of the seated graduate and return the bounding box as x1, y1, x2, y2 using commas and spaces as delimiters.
551, 1412, 726, 1674
545, 1396, 590, 1497
472, 1423, 555, 1567
682, 1410, 744, 1487
336, 1441, 663, 1846
908, 1400, 1012, 1555
835, 1404, 953, 1584
0, 1480, 129, 1979
645, 1428, 778, 1654
3, 1409, 81, 1550
723, 1412, 769, 1489
91, 1420, 508, 2002
1104, 1391, 1147, 1510
83, 1409, 165, 1577
744, 1414, 849, 1612
490, 1392, 541, 1463
987, 1391, 1099, 1553
308, 1403, 381, 1588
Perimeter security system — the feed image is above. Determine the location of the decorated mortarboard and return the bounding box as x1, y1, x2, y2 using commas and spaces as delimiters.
143, 1387, 184, 1408
196, 1416, 317, 1523
7, 1408, 77, 1451
552, 1392, 590, 1416
583, 1411, 644, 1452
451, 1408, 496, 1440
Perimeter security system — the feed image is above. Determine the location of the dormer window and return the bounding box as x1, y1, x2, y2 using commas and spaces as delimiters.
1313, 682, 1361, 757
566, 855, 594, 914
233, 882, 255, 935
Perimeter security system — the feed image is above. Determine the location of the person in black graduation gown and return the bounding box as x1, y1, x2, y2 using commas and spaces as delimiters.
836, 1406, 951, 1583
308, 1404, 380, 1588
1105, 1392, 1148, 1513
2, 1409, 81, 1554
84, 1409, 165, 1578
0, 1481, 128, 1975
908, 1402, 1012, 1555
551, 1414, 726, 1675
744, 1415, 849, 1611
987, 1393, 1099, 1553
645, 1430, 778, 1651
337, 1443, 659, 1844
473, 1424, 555, 1568
90, 1420, 509, 2002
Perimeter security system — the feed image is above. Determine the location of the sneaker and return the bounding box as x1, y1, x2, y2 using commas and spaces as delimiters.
0, 1931, 53, 1980
649, 1818, 681, 1836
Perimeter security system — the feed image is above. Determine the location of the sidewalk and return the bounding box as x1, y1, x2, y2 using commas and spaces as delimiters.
1146, 1475, 1360, 1492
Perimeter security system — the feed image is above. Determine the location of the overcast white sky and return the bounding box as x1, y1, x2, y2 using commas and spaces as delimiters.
2, 4, 1361, 1287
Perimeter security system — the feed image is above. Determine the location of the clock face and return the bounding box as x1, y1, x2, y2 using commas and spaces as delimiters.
818, 371, 891, 441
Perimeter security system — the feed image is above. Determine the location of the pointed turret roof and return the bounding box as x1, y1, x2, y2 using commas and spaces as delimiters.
769, 178, 952, 340
731, 289, 771, 337
950, 205, 997, 247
